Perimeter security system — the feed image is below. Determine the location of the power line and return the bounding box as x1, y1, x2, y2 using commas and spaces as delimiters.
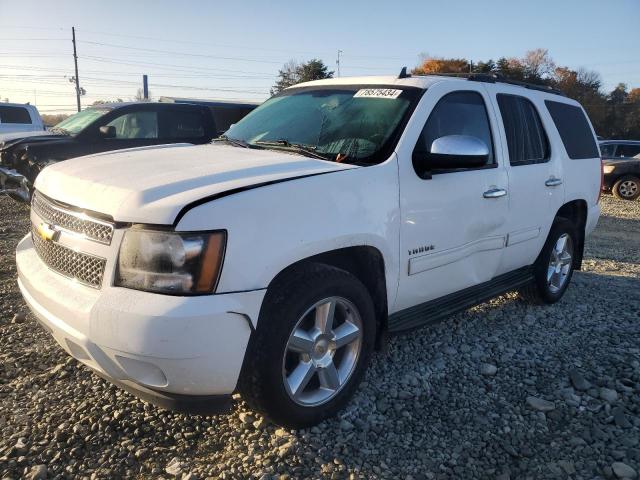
79, 40, 285, 64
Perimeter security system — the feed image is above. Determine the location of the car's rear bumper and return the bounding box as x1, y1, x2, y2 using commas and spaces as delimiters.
16, 233, 266, 411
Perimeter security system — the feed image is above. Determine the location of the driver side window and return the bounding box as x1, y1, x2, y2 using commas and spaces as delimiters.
414, 91, 494, 172
105, 111, 158, 139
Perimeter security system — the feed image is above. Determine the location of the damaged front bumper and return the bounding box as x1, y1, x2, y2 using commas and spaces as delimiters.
0, 166, 30, 202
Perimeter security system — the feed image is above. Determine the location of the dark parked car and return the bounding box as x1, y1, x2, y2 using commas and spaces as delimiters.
600, 140, 640, 200
0, 100, 257, 202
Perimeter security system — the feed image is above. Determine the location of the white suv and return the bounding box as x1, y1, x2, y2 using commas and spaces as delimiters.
16, 72, 602, 427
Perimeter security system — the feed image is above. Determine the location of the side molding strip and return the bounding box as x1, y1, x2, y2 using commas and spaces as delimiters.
388, 266, 533, 333
408, 235, 505, 275
506, 227, 540, 247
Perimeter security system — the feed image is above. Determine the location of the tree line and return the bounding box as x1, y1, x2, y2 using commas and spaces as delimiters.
272, 49, 640, 140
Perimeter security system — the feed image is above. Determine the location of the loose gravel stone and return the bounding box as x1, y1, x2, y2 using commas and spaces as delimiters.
600, 387, 619, 403
526, 396, 556, 412
569, 368, 592, 391
480, 363, 498, 376
612, 462, 638, 479
0, 195, 639, 479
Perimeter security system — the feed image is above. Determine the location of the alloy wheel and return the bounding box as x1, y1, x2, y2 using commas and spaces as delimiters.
547, 233, 573, 293
619, 180, 638, 198
282, 296, 363, 406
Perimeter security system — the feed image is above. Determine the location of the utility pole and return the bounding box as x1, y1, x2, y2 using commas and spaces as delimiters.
72, 26, 81, 112
336, 49, 342, 77
143, 75, 149, 100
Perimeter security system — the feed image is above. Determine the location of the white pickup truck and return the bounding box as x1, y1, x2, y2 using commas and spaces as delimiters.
0, 103, 45, 136
16, 72, 602, 427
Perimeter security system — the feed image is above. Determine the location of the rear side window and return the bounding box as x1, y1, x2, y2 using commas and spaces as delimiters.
163, 109, 205, 139
619, 144, 640, 158
0, 106, 32, 124
496, 94, 549, 165
545, 100, 599, 159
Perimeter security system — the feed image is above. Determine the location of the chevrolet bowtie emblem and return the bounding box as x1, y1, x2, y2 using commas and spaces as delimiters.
37, 222, 59, 242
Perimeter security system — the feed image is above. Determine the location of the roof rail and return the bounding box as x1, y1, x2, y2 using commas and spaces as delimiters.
468, 73, 566, 96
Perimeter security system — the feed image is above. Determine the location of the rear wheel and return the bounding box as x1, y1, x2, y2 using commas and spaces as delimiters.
520, 218, 577, 304
239, 263, 376, 428
613, 175, 640, 201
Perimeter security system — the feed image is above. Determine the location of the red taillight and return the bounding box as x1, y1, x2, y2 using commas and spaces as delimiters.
598, 158, 604, 204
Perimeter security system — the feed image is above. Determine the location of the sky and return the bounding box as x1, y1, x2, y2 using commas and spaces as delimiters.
0, 0, 638, 114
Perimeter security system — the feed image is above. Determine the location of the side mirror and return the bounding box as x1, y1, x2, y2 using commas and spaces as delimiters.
415, 135, 489, 176
99, 125, 116, 139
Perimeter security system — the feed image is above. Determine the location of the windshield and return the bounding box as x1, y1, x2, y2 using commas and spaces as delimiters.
225, 86, 420, 165
53, 108, 109, 135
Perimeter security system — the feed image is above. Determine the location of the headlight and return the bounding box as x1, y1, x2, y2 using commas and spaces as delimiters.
115, 229, 226, 295
603, 165, 616, 174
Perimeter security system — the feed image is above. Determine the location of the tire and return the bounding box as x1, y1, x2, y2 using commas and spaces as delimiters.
238, 263, 376, 428
519, 218, 578, 304
612, 175, 640, 201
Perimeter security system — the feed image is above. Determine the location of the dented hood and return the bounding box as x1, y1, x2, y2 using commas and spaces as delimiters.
35, 143, 357, 224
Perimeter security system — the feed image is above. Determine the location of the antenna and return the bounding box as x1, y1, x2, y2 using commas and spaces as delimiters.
336, 49, 343, 77
398, 66, 410, 79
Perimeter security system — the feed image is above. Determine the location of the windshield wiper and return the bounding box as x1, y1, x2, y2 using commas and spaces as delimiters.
254, 139, 331, 161
213, 135, 261, 149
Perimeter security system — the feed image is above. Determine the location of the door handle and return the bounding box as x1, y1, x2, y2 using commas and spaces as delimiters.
545, 177, 563, 187
483, 188, 507, 198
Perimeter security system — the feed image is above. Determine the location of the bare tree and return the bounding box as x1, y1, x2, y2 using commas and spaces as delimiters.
134, 88, 152, 102
522, 48, 556, 80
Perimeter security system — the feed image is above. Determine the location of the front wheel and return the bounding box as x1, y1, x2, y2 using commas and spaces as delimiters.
238, 263, 376, 428
613, 175, 640, 201
520, 218, 578, 304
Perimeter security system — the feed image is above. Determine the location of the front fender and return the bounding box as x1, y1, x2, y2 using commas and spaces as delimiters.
176, 158, 401, 308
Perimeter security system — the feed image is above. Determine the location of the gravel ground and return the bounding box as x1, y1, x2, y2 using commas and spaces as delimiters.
1, 195, 639, 480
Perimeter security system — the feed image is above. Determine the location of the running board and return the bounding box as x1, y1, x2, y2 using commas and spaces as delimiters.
388, 267, 533, 333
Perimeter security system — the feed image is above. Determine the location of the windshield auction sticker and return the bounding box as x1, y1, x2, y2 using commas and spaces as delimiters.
353, 88, 403, 99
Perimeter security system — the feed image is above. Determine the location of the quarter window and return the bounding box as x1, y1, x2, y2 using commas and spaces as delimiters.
599, 144, 616, 157
414, 91, 494, 172
0, 106, 32, 124
545, 100, 599, 160
497, 94, 549, 165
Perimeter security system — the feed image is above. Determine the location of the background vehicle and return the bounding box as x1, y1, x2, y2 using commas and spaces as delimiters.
159, 97, 258, 136
0, 101, 256, 202
16, 73, 601, 428
600, 139, 640, 200
0, 102, 45, 135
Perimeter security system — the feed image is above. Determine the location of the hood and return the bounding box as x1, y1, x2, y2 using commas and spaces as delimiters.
0, 131, 64, 149
35, 143, 357, 224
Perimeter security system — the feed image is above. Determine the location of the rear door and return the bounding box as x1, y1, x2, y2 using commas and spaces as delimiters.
158, 106, 213, 144
488, 88, 565, 274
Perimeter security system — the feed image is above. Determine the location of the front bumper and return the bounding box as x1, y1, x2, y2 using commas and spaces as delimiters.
17, 233, 266, 412
0, 166, 30, 202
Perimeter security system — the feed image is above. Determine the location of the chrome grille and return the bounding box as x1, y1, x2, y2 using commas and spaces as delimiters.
32, 191, 114, 244
31, 226, 106, 288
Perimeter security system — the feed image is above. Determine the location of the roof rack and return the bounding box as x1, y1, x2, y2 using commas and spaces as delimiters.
468, 73, 566, 96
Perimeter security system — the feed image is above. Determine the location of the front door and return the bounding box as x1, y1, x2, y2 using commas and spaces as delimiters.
394, 82, 509, 313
